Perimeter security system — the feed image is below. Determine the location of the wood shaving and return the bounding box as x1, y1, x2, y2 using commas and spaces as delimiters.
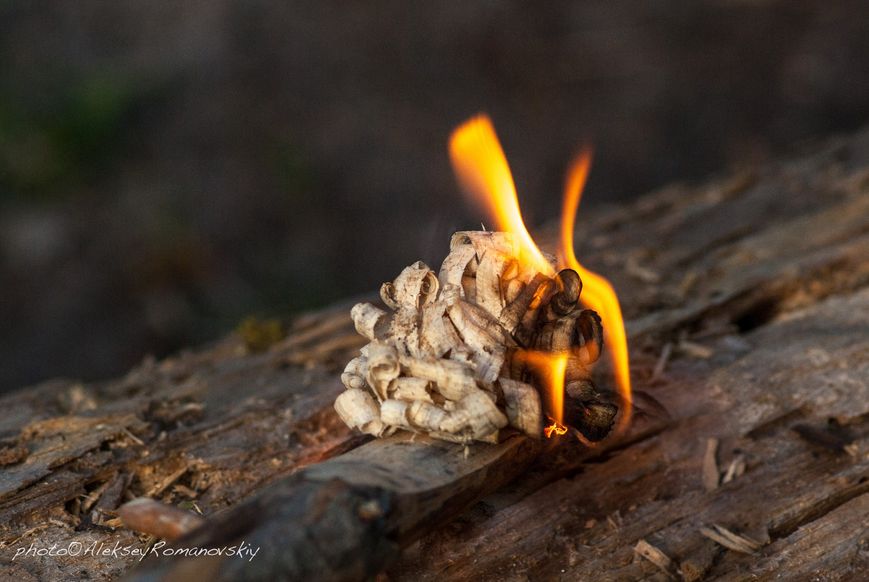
337, 230, 605, 443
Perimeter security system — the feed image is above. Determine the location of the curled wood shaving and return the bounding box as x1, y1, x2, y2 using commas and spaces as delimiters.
339, 230, 607, 444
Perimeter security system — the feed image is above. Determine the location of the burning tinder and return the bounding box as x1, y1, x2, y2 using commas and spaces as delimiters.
335, 114, 630, 444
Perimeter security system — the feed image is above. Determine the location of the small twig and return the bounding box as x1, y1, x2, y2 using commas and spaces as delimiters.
81, 478, 114, 513
146, 463, 193, 498
651, 342, 674, 381
122, 427, 145, 446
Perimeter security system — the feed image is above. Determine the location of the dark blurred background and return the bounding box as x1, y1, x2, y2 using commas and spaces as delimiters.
2, 1, 868, 392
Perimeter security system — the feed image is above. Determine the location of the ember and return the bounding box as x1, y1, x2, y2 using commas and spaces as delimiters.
335, 114, 631, 443
544, 422, 568, 438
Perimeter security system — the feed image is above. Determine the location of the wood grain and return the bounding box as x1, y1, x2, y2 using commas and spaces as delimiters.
1, 128, 868, 581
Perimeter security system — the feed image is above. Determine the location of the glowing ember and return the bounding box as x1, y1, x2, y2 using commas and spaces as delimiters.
544, 421, 568, 438
560, 151, 633, 431
517, 351, 568, 434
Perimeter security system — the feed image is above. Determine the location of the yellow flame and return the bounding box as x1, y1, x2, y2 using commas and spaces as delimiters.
559, 149, 633, 431
448, 114, 634, 439
518, 350, 568, 437
544, 422, 568, 438
449, 115, 555, 276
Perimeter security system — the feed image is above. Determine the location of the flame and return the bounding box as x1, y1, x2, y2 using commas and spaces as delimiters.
448, 115, 634, 439
449, 115, 555, 276
517, 350, 568, 438
544, 423, 568, 438
559, 150, 633, 431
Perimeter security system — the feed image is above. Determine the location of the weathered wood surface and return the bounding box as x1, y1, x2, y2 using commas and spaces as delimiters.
1, 128, 868, 580
128, 433, 542, 581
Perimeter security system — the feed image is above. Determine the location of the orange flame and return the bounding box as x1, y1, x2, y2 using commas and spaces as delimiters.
518, 351, 568, 439
449, 115, 555, 276
448, 114, 633, 439
544, 423, 568, 438
559, 149, 633, 431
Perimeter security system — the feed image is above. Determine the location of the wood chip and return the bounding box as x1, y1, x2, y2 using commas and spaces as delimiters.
699, 524, 763, 555
678, 339, 714, 359
721, 454, 746, 484
702, 438, 720, 492
634, 539, 675, 579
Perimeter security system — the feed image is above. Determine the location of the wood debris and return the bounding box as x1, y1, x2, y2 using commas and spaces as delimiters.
699, 524, 763, 555
721, 454, 746, 484
633, 539, 676, 579
678, 339, 714, 359
651, 341, 673, 381
702, 437, 720, 491
145, 462, 195, 498
336, 231, 615, 443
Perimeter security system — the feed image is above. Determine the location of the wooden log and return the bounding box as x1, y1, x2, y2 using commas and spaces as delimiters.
127, 433, 540, 581
0, 128, 867, 580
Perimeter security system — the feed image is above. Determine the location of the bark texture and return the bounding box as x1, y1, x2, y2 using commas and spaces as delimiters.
1, 128, 868, 580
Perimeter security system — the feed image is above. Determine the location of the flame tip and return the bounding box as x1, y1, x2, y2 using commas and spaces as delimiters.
448, 113, 554, 276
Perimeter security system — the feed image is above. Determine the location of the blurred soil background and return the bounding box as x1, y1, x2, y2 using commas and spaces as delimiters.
2, 1, 868, 392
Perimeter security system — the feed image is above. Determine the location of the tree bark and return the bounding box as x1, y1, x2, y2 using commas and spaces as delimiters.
1, 129, 867, 581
